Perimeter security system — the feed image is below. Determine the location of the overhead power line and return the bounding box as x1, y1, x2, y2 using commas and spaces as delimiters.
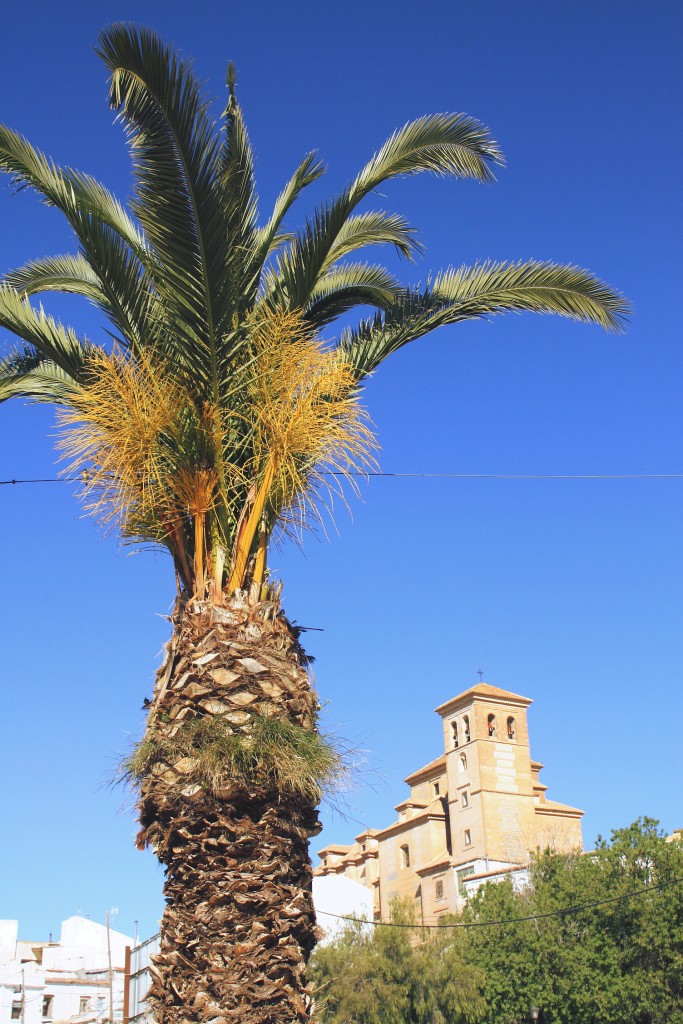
2, 477, 73, 485
317, 874, 683, 930
2, 472, 683, 488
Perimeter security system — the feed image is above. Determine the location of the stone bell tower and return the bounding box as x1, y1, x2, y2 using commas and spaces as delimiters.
436, 682, 541, 867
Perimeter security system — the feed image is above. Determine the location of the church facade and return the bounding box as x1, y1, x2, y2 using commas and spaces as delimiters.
315, 682, 583, 924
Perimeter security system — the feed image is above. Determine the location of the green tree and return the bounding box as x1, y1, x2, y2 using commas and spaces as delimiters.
463, 819, 683, 1024
0, 26, 627, 1024
310, 901, 485, 1023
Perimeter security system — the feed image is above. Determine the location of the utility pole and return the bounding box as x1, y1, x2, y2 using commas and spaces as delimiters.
106, 912, 114, 1024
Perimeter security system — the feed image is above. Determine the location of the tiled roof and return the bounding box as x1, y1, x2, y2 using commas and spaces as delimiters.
435, 683, 532, 714
415, 850, 451, 875
535, 798, 584, 816
404, 754, 447, 784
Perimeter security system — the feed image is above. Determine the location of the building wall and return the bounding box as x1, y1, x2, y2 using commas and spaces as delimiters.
376, 810, 447, 920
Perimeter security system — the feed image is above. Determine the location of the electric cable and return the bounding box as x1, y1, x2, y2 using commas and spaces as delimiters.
3, 472, 683, 487
315, 874, 683, 930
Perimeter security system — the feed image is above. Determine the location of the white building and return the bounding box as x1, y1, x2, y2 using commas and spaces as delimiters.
312, 875, 373, 944
0, 917, 132, 1024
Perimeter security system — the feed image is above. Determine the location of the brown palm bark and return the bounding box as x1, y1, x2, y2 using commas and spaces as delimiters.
135, 592, 323, 1024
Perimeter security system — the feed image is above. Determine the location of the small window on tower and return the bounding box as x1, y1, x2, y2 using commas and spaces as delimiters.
451, 721, 459, 748
507, 716, 516, 740
459, 754, 467, 772
464, 829, 472, 847
488, 713, 496, 737
463, 715, 471, 742
400, 844, 410, 869
461, 789, 469, 808
433, 780, 440, 797
435, 878, 445, 901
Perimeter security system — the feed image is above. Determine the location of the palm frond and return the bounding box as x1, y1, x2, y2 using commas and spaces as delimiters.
0, 285, 95, 381
0, 125, 157, 348
336, 298, 449, 381
269, 114, 501, 311
0, 348, 83, 404
269, 199, 362, 311
0, 124, 144, 250
304, 263, 401, 328
219, 76, 260, 314
3, 254, 104, 302
431, 260, 630, 331
350, 113, 503, 198
338, 261, 629, 378
320, 210, 422, 273
253, 152, 326, 267
97, 24, 234, 395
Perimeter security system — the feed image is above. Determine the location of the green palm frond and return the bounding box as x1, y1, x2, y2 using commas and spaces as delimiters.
253, 152, 326, 270
0, 347, 83, 404
97, 25, 234, 394
350, 113, 504, 198
271, 114, 502, 311
337, 299, 450, 381
219, 75, 259, 315
320, 211, 422, 272
4, 255, 105, 302
304, 263, 401, 328
0, 124, 144, 251
0, 126, 156, 348
0, 346, 44, 401
0, 285, 95, 381
431, 261, 629, 331
338, 261, 629, 379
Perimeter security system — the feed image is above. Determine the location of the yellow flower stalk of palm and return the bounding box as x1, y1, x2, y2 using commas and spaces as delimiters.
57, 349, 228, 591
227, 311, 377, 592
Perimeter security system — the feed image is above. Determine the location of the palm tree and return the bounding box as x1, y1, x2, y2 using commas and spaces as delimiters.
0, 25, 627, 1024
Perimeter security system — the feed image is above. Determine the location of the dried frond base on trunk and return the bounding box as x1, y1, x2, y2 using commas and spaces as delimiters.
136, 593, 324, 1024
148, 794, 318, 1023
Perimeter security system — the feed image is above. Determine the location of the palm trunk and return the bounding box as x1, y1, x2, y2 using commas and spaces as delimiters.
135, 592, 322, 1024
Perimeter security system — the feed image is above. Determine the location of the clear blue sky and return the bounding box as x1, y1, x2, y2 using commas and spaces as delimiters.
1, 0, 681, 942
